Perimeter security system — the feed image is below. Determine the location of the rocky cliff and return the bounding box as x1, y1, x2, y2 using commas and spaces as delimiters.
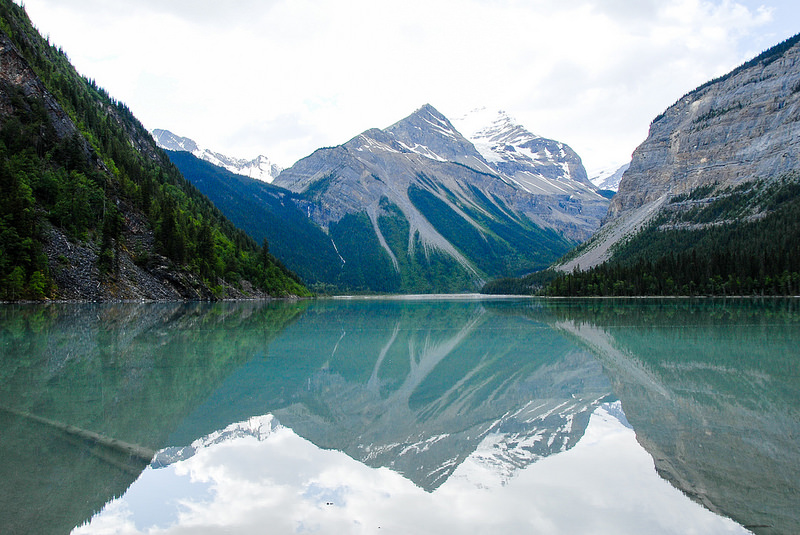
608, 34, 800, 220
559, 33, 800, 273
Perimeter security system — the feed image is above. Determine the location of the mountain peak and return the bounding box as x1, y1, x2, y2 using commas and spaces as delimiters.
452, 108, 592, 189
382, 104, 488, 167
152, 128, 199, 153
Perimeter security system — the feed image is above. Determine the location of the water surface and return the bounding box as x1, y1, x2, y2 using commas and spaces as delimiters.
0, 298, 797, 534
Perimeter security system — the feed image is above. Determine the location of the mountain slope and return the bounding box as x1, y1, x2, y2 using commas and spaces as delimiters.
164, 150, 343, 286
273, 104, 608, 293
152, 128, 282, 183
0, 1, 308, 300
546, 33, 800, 296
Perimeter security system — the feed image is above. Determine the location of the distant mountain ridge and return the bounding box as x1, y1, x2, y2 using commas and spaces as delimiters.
152, 128, 282, 183
590, 162, 629, 192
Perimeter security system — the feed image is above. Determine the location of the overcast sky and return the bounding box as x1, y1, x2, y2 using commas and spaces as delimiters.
17, 0, 800, 175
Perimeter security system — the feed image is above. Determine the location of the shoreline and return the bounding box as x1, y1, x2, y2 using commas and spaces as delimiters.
2, 294, 799, 306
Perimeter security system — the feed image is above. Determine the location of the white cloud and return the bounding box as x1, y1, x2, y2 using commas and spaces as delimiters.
19, 0, 784, 173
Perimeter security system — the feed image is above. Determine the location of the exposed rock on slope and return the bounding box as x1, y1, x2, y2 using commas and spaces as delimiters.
560, 34, 800, 272
274, 104, 608, 292
609, 36, 800, 220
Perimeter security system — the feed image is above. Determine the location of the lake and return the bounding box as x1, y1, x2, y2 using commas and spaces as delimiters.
0, 297, 797, 534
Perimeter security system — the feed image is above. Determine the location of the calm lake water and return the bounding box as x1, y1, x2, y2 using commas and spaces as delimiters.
0, 297, 798, 534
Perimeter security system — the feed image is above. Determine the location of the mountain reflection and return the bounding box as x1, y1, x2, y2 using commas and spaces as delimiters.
0, 301, 305, 535
548, 298, 800, 535
167, 299, 612, 491
3, 298, 796, 534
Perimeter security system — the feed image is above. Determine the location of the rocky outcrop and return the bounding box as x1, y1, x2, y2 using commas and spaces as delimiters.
558, 34, 800, 273
608, 34, 800, 220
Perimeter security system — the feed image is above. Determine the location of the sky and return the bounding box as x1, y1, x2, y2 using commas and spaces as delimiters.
16, 0, 800, 176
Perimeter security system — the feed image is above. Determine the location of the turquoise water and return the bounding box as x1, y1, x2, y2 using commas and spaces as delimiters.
0, 298, 797, 534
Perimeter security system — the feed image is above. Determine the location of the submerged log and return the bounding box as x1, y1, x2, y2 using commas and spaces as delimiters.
0, 405, 155, 462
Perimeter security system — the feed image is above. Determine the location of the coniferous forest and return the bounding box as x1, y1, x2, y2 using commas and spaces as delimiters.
0, 1, 308, 300
541, 177, 800, 297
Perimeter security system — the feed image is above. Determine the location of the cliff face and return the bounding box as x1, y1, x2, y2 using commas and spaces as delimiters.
608, 35, 800, 220
557, 34, 800, 273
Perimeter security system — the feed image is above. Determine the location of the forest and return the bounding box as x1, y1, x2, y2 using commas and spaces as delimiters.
542, 177, 800, 297
0, 1, 308, 300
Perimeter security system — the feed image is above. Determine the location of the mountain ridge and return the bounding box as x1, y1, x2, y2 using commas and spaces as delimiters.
152, 128, 282, 183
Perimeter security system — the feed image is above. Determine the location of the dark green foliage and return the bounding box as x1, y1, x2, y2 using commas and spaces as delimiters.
377, 198, 475, 293
481, 269, 558, 295
0, 1, 308, 299
300, 171, 335, 202
165, 150, 341, 287
597, 189, 616, 199
329, 212, 400, 293
545, 177, 800, 296
408, 183, 573, 278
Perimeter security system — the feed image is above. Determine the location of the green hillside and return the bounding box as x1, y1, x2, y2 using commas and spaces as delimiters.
165, 150, 342, 287
0, 1, 308, 299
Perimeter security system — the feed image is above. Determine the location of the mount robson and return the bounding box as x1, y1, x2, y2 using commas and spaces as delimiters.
163, 105, 609, 294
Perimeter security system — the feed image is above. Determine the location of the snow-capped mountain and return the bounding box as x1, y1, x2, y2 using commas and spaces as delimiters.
151, 129, 282, 183
589, 162, 630, 192
151, 414, 280, 468
453, 108, 594, 194
272, 104, 609, 292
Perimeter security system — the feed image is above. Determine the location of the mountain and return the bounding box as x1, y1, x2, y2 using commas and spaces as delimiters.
589, 162, 629, 192
0, 1, 308, 300
271, 104, 609, 292
164, 150, 343, 286
453, 108, 594, 192
152, 128, 282, 182
537, 33, 800, 296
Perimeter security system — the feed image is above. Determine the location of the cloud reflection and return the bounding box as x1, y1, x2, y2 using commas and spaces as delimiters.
74, 403, 747, 534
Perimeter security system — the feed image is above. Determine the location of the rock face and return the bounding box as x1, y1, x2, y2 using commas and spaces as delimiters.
559, 34, 800, 272
608, 35, 800, 220
273, 104, 608, 291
